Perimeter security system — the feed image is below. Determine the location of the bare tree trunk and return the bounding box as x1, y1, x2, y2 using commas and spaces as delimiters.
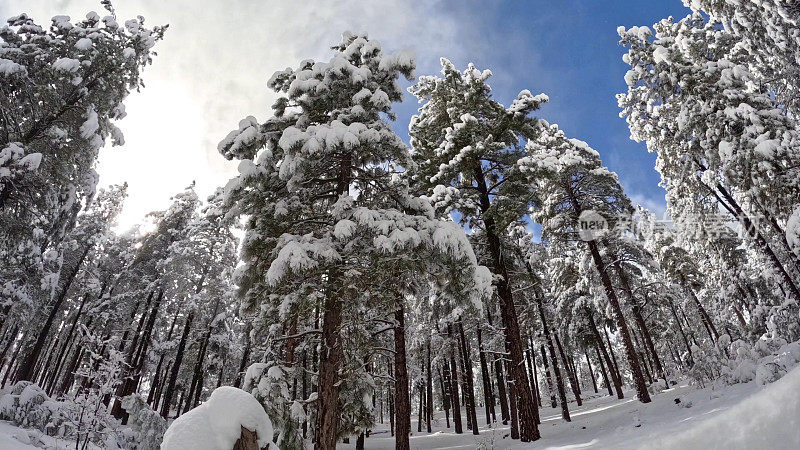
160, 311, 194, 419
585, 349, 598, 394
586, 239, 651, 403
474, 163, 539, 442
477, 326, 493, 425
394, 305, 410, 450
554, 333, 582, 407
425, 342, 433, 433
456, 322, 479, 435
314, 291, 343, 450
448, 337, 463, 434
587, 309, 623, 399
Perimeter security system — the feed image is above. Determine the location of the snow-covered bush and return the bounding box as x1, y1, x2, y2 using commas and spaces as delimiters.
0, 381, 66, 435
689, 331, 800, 387
161, 386, 274, 450
242, 362, 304, 450
117, 393, 167, 450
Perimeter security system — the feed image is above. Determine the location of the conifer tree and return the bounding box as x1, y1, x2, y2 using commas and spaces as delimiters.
407, 59, 548, 442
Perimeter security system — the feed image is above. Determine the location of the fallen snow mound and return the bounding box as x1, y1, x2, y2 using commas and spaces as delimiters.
644, 365, 800, 449
161, 386, 273, 450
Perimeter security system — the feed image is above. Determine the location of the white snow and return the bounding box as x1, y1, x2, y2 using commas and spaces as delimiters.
0, 368, 797, 449
332, 366, 800, 449
52, 57, 81, 73
788, 206, 800, 258
0, 58, 26, 76
74, 38, 93, 50
160, 386, 273, 450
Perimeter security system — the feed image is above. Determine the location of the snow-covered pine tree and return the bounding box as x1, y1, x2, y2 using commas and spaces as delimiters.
407, 59, 549, 442
0, 4, 165, 334
219, 33, 487, 449
519, 125, 652, 403
684, 0, 800, 117
618, 14, 800, 300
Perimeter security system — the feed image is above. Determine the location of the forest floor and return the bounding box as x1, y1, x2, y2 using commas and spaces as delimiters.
338, 365, 800, 449
0, 366, 798, 449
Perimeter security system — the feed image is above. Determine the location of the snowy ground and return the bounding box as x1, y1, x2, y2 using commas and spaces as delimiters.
2, 367, 798, 449
338, 365, 800, 449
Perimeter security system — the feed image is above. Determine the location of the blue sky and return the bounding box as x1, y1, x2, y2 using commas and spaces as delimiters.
388, 0, 691, 217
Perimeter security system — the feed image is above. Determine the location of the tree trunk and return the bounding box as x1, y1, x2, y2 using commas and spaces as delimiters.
438, 366, 450, 428
234, 323, 253, 388
507, 372, 519, 440
477, 326, 493, 425
393, 305, 410, 450
45, 291, 90, 395
486, 309, 509, 424
685, 285, 719, 342
705, 178, 800, 300
586, 239, 651, 403
425, 342, 433, 433
585, 349, 598, 394
160, 311, 194, 419
554, 333, 582, 407
456, 322, 479, 435
448, 337, 463, 434
587, 309, 623, 399
610, 255, 666, 381
233, 426, 259, 450
532, 284, 570, 420
594, 344, 613, 396
540, 345, 557, 408
666, 298, 693, 365
15, 244, 91, 382
473, 163, 539, 442
315, 290, 343, 450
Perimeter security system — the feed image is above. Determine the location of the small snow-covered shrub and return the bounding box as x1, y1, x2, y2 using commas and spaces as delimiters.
689, 330, 800, 387
161, 386, 274, 450
0, 381, 67, 435
244, 362, 304, 450
117, 393, 167, 450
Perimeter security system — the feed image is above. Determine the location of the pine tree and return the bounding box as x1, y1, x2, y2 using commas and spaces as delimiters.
520, 125, 652, 403
408, 59, 548, 442
218, 33, 486, 449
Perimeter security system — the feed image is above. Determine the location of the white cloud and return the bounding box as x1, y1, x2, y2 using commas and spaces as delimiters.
2, 0, 471, 229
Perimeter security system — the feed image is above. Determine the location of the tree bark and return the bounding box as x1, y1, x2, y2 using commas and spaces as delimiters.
587, 309, 623, 399
586, 239, 651, 403
448, 337, 463, 434
15, 244, 91, 382
425, 342, 433, 433
393, 305, 410, 450
314, 290, 344, 450
456, 322, 479, 435
160, 311, 194, 418
477, 326, 493, 425
473, 162, 539, 442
